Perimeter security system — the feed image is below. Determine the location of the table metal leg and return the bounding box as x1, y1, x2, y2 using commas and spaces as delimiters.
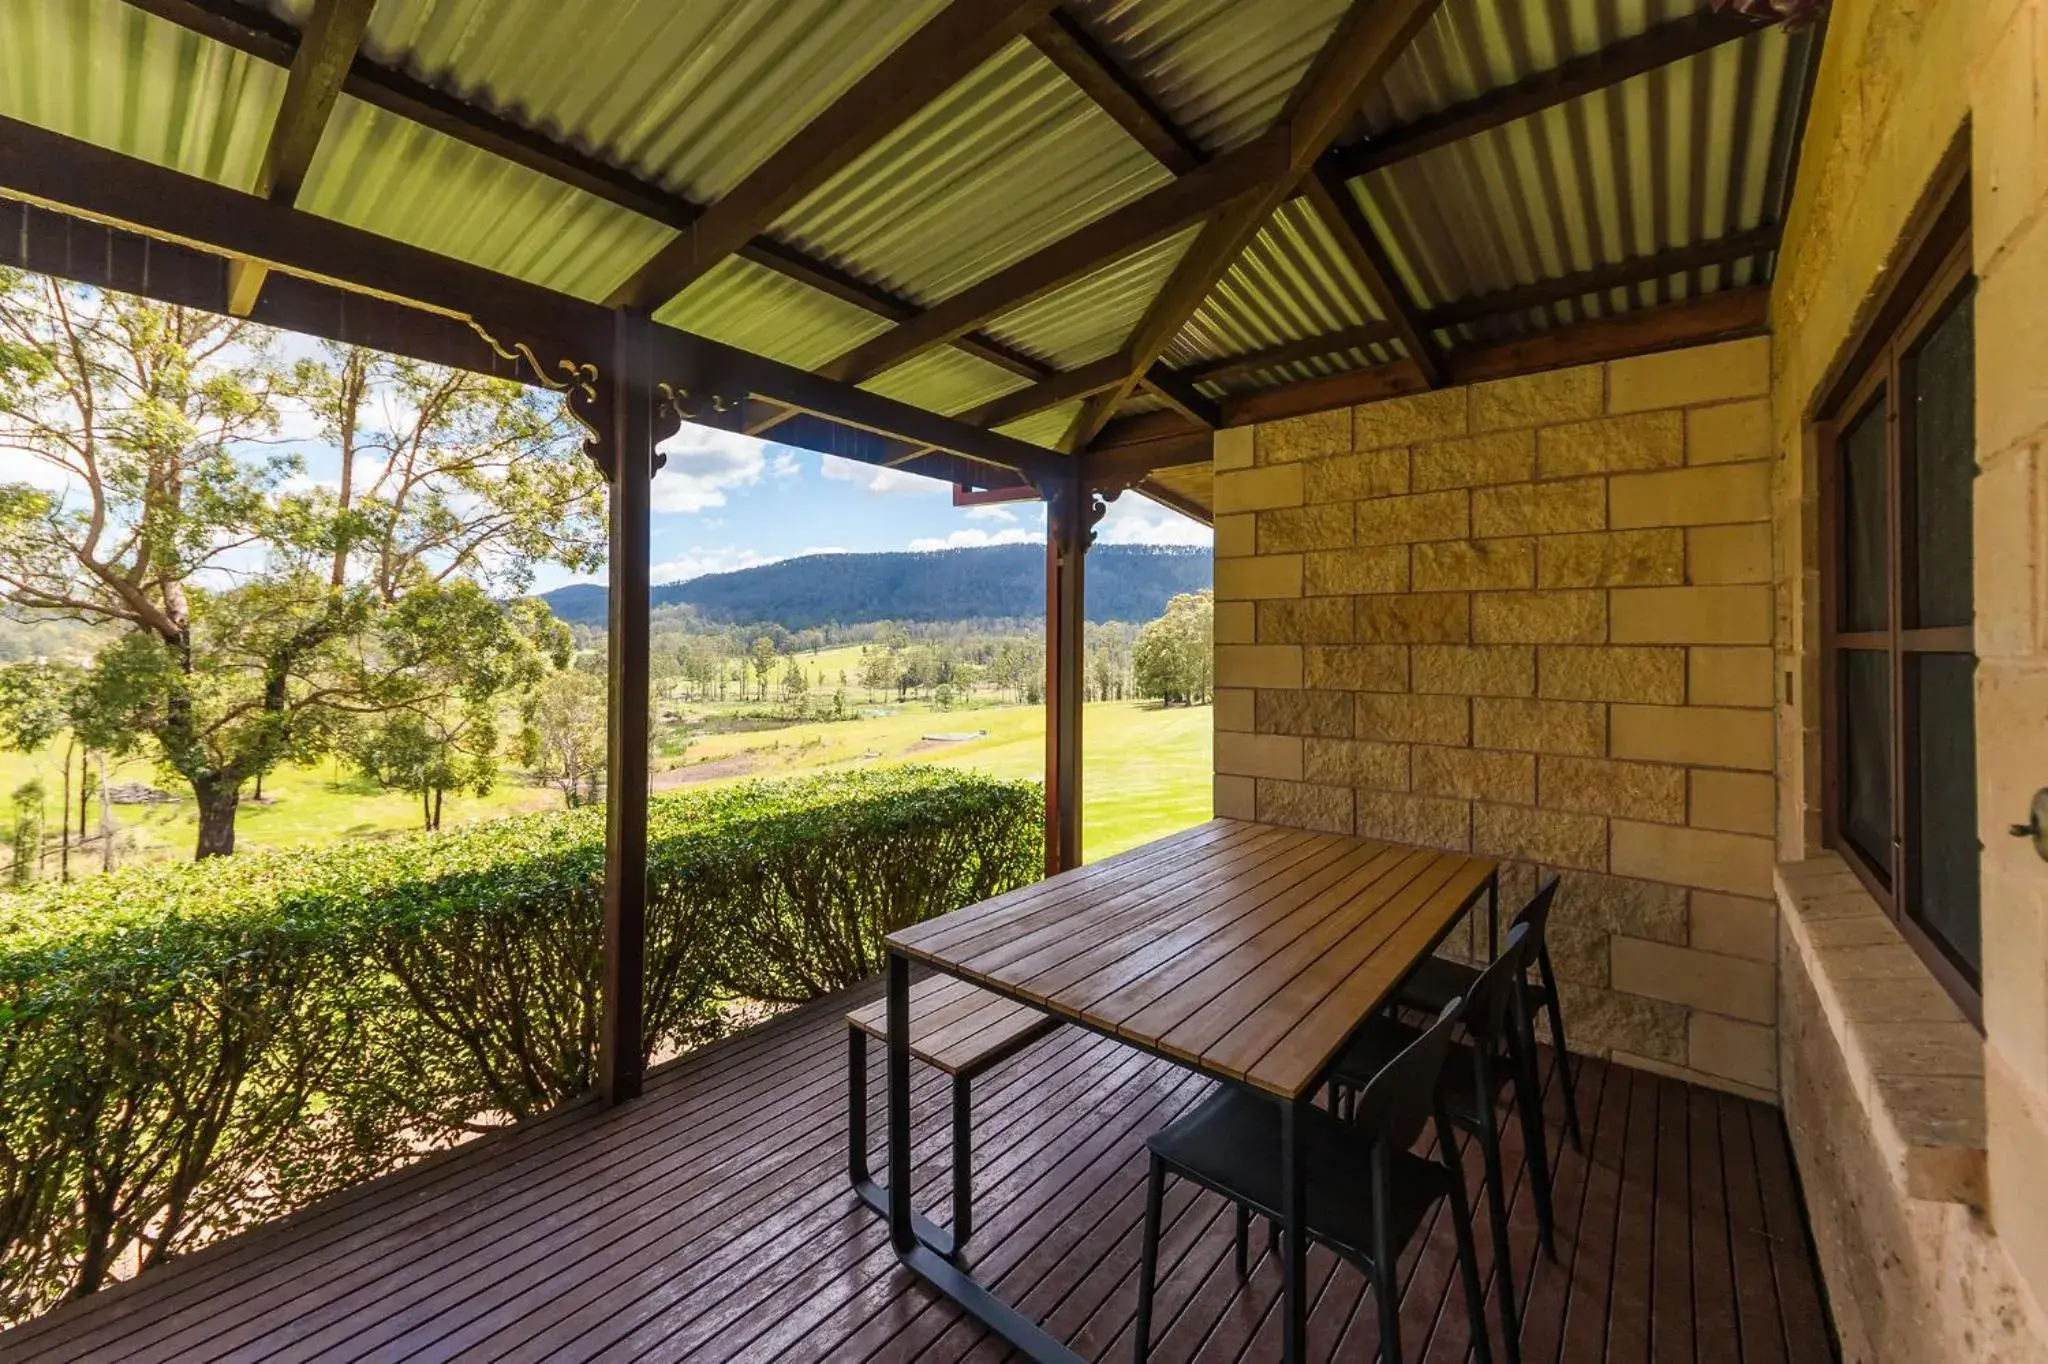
1280, 1096, 1308, 1364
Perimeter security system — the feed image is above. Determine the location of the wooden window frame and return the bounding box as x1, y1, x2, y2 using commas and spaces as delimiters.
1816, 165, 1980, 1023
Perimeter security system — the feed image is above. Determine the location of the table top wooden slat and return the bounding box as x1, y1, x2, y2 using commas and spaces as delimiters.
888, 819, 1497, 1099
844, 976, 1053, 1075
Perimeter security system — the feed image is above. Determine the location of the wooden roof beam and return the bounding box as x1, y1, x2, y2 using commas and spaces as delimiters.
1324, 7, 1770, 179
226, 0, 374, 314
1028, 9, 1205, 174
1300, 162, 1442, 386
1171, 320, 1399, 386
1424, 224, 1783, 330
1065, 0, 1447, 451
608, 0, 1060, 311
121, 0, 1055, 385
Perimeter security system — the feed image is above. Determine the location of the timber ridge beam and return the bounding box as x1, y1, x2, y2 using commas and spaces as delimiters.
0, 114, 1074, 487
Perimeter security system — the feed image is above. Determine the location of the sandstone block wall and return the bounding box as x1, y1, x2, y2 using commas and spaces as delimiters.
1212, 338, 1779, 1098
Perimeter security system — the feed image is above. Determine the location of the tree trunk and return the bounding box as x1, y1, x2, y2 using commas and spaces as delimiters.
193, 779, 240, 859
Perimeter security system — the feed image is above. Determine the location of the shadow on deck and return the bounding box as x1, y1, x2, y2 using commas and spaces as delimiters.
1, 983, 1836, 1362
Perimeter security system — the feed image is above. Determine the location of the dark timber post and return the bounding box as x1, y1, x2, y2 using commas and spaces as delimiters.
1043, 480, 1088, 875
601, 308, 654, 1104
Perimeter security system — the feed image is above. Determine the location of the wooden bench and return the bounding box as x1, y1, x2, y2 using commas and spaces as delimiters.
847, 975, 1060, 1257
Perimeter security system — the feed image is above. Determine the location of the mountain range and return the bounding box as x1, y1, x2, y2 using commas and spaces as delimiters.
537, 543, 1211, 629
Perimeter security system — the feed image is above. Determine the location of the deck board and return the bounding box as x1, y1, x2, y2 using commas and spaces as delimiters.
2, 982, 1836, 1363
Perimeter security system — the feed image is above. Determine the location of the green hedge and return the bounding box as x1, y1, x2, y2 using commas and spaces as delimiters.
0, 767, 1040, 1321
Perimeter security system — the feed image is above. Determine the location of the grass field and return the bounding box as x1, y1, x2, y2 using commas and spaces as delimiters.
0, 698, 1210, 871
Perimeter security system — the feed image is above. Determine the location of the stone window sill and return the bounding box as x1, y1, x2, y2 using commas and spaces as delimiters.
1776, 854, 1987, 1206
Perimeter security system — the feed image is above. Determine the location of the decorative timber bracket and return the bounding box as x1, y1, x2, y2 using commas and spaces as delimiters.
1043, 480, 1112, 568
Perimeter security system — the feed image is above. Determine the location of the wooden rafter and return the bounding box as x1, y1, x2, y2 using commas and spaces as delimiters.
607, 0, 1060, 312
1174, 320, 1399, 386
121, 0, 1057, 385
1065, 0, 1446, 451
815, 130, 1288, 386
226, 0, 375, 314
1300, 162, 1442, 386
1138, 366, 1222, 429
953, 354, 1131, 429
1324, 8, 1768, 178
1423, 224, 1782, 329
1027, 9, 1204, 174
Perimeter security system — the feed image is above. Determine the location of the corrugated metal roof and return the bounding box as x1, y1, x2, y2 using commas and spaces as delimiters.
773, 39, 1171, 306
0, 0, 280, 190
660, 256, 891, 372
995, 402, 1086, 451
859, 345, 1024, 421
268, 0, 952, 203
1071, 0, 1354, 154
981, 225, 1202, 371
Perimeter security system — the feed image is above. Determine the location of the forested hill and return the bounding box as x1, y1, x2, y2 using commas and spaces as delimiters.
539, 543, 1210, 628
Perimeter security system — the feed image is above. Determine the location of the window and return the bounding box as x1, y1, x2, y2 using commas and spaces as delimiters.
1821, 208, 1980, 1018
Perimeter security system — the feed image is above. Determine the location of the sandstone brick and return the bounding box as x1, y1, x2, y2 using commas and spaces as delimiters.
1213, 512, 1255, 558
1303, 545, 1409, 596
1214, 600, 1255, 644
1304, 737, 1409, 791
1690, 890, 1777, 962
1560, 979, 1688, 1063
1474, 802, 1608, 871
1469, 364, 1604, 431
1213, 688, 1254, 733
1256, 688, 1352, 737
1214, 554, 1303, 601
1413, 430, 1537, 489
1689, 769, 1775, 835
1215, 644, 1302, 690
1610, 820, 1776, 898
1213, 425, 1254, 471
1686, 523, 1772, 585
1259, 503, 1354, 553
1355, 790, 1471, 850
1538, 529, 1685, 587
1472, 478, 1607, 537
1353, 388, 1467, 450
1609, 463, 1771, 528
1474, 591, 1606, 644
1611, 936, 1775, 1023
1305, 449, 1410, 502
1214, 773, 1255, 819
1538, 645, 1685, 704
1356, 593, 1471, 643
1413, 644, 1535, 697
1685, 398, 1771, 465
1214, 463, 1305, 513
1413, 538, 1534, 591
1214, 730, 1303, 781
1256, 778, 1354, 834
1689, 1013, 1778, 1090
1304, 644, 1409, 692
1553, 870, 1689, 944
1537, 410, 1684, 477
1412, 746, 1536, 803
1257, 597, 1352, 644
1354, 692, 1470, 745
1610, 585, 1772, 645
1255, 408, 1350, 464
1473, 697, 1606, 755
1607, 336, 1769, 412
1541, 755, 1686, 823
1610, 704, 1772, 770
1973, 445, 2040, 659
1688, 647, 1774, 708
1354, 489, 1469, 545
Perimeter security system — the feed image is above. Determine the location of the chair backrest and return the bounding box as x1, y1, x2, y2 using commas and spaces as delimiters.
1511, 875, 1562, 944
1346, 994, 1468, 1154
1461, 921, 1535, 1048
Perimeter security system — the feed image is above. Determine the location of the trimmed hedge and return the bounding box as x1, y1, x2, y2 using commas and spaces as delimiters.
0, 767, 1040, 1321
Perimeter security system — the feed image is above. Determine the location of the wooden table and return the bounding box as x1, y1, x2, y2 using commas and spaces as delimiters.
880, 817, 1500, 1364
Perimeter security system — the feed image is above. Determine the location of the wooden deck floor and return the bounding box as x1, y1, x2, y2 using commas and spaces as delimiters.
2, 983, 1836, 1363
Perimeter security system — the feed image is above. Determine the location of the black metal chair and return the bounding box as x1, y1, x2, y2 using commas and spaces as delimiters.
1390, 875, 1583, 1152
1326, 923, 1546, 1364
1133, 998, 1493, 1364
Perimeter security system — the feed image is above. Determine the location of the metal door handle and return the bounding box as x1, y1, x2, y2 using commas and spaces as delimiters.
2013, 789, 2048, 863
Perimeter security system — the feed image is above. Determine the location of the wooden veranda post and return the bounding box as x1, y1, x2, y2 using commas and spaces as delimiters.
1043, 480, 1089, 875
601, 308, 655, 1104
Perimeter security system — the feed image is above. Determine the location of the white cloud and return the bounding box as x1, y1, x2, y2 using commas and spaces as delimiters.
907, 527, 1046, 552
963, 503, 1019, 522
1096, 496, 1213, 548
651, 427, 782, 513
769, 450, 801, 479
819, 455, 946, 496
648, 547, 777, 582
